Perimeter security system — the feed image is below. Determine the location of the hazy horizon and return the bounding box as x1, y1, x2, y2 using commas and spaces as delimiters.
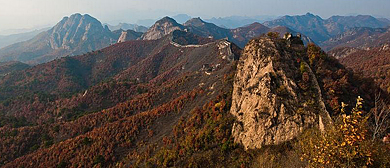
1, 0, 390, 35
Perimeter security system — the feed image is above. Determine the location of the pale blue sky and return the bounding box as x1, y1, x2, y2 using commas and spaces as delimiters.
0, 0, 389, 34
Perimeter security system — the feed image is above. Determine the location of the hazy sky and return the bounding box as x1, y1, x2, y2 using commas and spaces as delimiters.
0, 0, 389, 34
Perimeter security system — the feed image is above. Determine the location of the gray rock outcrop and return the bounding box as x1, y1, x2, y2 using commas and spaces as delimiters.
141, 17, 185, 40
48, 13, 117, 50
116, 30, 143, 43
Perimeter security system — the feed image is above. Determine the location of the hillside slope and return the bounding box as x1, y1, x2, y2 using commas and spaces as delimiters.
322, 27, 390, 51
0, 32, 384, 167
0, 61, 30, 76
0, 28, 50, 49
0, 31, 243, 167
340, 45, 390, 93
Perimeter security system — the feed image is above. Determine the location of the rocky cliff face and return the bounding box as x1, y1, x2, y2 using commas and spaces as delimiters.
48, 13, 117, 51
50, 14, 95, 49
116, 30, 143, 43
141, 17, 185, 40
230, 36, 332, 149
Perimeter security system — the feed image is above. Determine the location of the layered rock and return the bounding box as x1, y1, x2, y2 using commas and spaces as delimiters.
230, 36, 332, 149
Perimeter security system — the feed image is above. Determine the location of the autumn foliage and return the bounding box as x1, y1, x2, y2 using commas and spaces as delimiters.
299, 97, 390, 167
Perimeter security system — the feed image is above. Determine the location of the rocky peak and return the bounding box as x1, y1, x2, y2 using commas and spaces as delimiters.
246, 22, 267, 28
157, 16, 179, 25
184, 17, 206, 27
230, 36, 332, 149
141, 17, 184, 40
48, 13, 113, 50
304, 12, 317, 18
305, 12, 314, 16
231, 22, 269, 35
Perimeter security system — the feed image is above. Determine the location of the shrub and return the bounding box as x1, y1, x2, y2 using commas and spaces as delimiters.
93, 155, 105, 165
53, 125, 60, 133
300, 62, 306, 73
267, 32, 280, 39
82, 137, 92, 145
56, 161, 68, 168
299, 97, 380, 167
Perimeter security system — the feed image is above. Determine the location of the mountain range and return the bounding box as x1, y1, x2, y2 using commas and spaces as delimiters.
0, 28, 386, 167
0, 10, 390, 167
0, 13, 313, 65
205, 15, 277, 28
1, 13, 390, 66
264, 13, 390, 44
0, 28, 50, 49
104, 23, 148, 32
323, 27, 390, 52
142, 16, 312, 47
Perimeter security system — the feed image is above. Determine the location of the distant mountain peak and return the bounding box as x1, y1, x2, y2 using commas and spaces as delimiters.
0, 13, 119, 64
157, 16, 179, 24
105, 23, 148, 32
171, 14, 192, 24
305, 12, 315, 16
184, 17, 206, 27
83, 13, 93, 18
58, 13, 100, 26
246, 22, 266, 27
71, 13, 82, 16
48, 13, 109, 50
141, 16, 184, 40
